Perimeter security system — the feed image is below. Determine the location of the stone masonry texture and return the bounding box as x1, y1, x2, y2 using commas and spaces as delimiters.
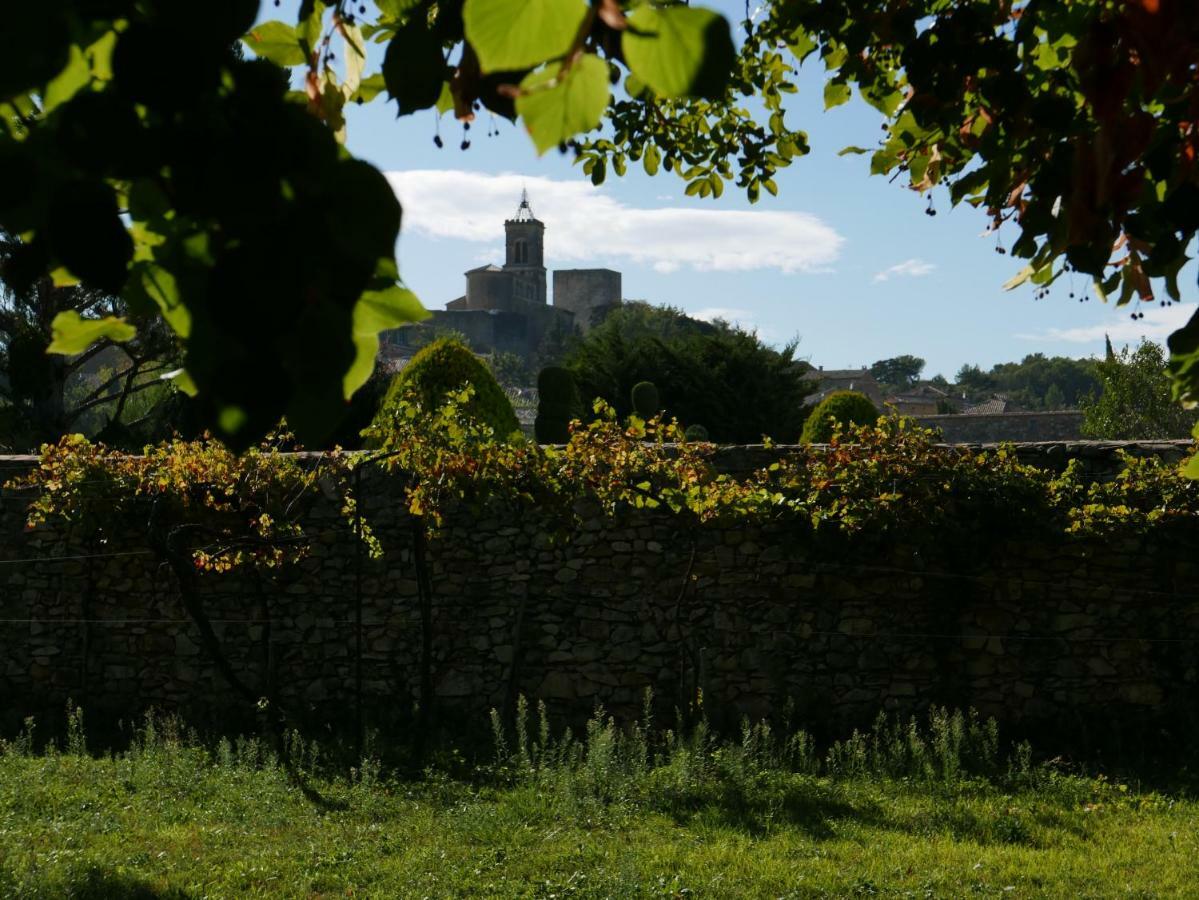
1, 442, 1196, 742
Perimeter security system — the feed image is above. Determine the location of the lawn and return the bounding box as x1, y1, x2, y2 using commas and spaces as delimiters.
0, 709, 1195, 898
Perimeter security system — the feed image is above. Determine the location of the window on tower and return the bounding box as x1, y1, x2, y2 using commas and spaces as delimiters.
515, 240, 528, 264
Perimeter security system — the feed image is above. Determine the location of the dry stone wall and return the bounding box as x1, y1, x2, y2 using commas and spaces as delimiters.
1, 443, 1197, 742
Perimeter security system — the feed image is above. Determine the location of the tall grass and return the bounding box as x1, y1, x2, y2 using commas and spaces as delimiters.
484, 692, 1044, 827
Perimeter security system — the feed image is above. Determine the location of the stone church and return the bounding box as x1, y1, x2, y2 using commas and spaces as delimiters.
383, 192, 622, 361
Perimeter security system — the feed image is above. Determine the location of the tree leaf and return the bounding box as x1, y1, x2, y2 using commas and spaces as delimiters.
622, 4, 734, 100
43, 44, 91, 113
349, 73, 386, 104
516, 54, 610, 155
345, 285, 428, 397
1002, 264, 1036, 291
243, 21, 307, 67
163, 368, 199, 397
340, 21, 367, 97
643, 142, 660, 176
823, 80, 851, 109
298, 1, 328, 55
464, 0, 588, 73
382, 23, 445, 115
47, 311, 136, 355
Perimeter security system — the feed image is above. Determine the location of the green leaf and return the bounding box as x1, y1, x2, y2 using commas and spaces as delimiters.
344, 285, 428, 397
823, 80, 851, 109
341, 22, 367, 97
869, 149, 898, 176
838, 146, 870, 156
132, 262, 192, 338
622, 5, 735, 100
377, 0, 424, 16
243, 21, 307, 67
43, 44, 91, 113
47, 311, 136, 355
1183, 451, 1199, 480
643, 142, 660, 176
165, 368, 199, 397
464, 0, 588, 73
349, 73, 386, 104
788, 29, 818, 64
516, 54, 610, 155
298, 1, 328, 54
1002, 265, 1036, 291
383, 24, 446, 115
435, 80, 454, 114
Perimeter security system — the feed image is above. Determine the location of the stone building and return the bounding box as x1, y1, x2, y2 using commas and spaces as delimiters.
800, 366, 886, 407
383, 192, 623, 363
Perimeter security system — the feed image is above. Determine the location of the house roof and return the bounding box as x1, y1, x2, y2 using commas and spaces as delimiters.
801, 368, 876, 382
962, 397, 1022, 415
802, 368, 885, 405
887, 385, 951, 403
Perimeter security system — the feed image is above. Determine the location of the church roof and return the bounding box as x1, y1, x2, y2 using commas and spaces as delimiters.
464, 264, 504, 274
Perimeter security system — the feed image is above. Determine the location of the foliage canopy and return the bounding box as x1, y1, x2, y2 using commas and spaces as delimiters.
869, 355, 925, 391
564, 302, 814, 443
1081, 340, 1199, 442
955, 354, 1101, 411
2, 0, 1198, 451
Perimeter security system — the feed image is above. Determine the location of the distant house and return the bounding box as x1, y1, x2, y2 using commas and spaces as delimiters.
884, 383, 960, 416
801, 367, 886, 407
962, 395, 1024, 415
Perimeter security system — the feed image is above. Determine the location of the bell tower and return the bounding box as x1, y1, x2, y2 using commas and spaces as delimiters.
503, 189, 547, 305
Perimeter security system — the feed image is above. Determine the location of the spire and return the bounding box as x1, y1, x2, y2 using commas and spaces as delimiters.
1104, 332, 1115, 362
513, 188, 536, 222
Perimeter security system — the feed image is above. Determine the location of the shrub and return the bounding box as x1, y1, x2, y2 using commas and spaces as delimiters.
372, 337, 519, 439
684, 424, 709, 442
631, 381, 660, 418
535, 367, 581, 444
801, 391, 879, 443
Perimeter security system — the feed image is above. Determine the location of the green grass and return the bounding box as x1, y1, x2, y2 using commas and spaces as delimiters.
0, 706, 1196, 898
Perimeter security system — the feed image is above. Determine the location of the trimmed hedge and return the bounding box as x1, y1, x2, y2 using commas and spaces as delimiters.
535, 366, 581, 444
801, 391, 879, 443
631, 381, 660, 418
372, 337, 519, 439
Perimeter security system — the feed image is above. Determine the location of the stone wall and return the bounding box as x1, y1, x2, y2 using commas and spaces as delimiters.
914, 410, 1084, 442
1, 443, 1197, 742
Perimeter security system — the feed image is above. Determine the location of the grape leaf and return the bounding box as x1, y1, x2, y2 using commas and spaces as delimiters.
345, 285, 428, 396
47, 311, 136, 355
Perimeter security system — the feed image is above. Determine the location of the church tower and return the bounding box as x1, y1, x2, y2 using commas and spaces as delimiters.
503, 189, 547, 305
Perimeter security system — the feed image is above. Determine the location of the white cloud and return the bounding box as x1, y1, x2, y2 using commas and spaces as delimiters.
1015, 303, 1194, 346
873, 258, 936, 282
694, 307, 753, 323
386, 169, 844, 274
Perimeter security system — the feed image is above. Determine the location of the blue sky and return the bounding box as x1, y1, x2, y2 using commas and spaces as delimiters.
272, 0, 1197, 381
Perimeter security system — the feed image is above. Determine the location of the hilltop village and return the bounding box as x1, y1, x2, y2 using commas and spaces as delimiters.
382, 195, 1096, 443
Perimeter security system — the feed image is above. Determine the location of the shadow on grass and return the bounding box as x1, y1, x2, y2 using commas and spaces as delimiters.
656, 779, 886, 840
18, 866, 191, 899
658, 779, 1078, 848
